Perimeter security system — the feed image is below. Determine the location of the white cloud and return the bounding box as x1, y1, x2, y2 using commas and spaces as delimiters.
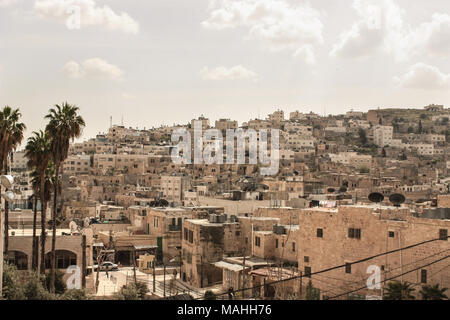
202, 0, 323, 60
200, 65, 258, 81
406, 13, 450, 59
394, 63, 450, 90
330, 0, 404, 60
62, 58, 124, 80
0, 0, 18, 7
331, 0, 450, 61
34, 0, 139, 34
293, 45, 316, 65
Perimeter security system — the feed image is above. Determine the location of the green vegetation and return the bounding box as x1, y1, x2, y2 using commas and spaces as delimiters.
383, 281, 415, 300
2, 263, 92, 300
420, 284, 448, 300
115, 282, 149, 300
305, 280, 320, 300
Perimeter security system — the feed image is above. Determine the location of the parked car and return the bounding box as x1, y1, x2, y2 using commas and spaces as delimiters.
93, 261, 119, 271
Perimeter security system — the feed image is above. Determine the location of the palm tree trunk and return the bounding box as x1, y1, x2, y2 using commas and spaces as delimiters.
40, 178, 47, 275
3, 161, 8, 256
32, 195, 38, 271
4, 201, 8, 254
50, 163, 59, 293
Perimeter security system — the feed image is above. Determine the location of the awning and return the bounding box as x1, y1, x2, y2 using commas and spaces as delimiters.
214, 261, 249, 272
93, 242, 104, 247
133, 245, 157, 250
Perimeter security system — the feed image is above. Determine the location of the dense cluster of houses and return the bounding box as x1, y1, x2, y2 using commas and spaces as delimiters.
4, 104, 450, 299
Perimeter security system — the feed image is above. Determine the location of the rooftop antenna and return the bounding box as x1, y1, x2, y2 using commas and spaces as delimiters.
110, 116, 112, 128
121, 115, 124, 126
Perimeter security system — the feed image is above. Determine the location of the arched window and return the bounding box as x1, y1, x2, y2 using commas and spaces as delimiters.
45, 250, 77, 269
7, 251, 28, 270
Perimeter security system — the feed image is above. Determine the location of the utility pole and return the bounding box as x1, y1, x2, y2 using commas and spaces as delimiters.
163, 264, 166, 297
299, 271, 303, 298
82, 235, 86, 288
152, 260, 156, 293
242, 256, 246, 299
133, 248, 137, 284
0, 209, 3, 296
200, 256, 204, 289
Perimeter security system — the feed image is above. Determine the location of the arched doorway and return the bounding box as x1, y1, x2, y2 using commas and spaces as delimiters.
7, 251, 28, 270
45, 250, 77, 269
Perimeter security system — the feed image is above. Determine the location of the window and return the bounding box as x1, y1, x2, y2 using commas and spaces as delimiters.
388, 231, 395, 238
439, 229, 448, 240
304, 256, 309, 263
255, 236, 261, 247
245, 237, 248, 244
235, 231, 241, 236
317, 228, 323, 238
345, 263, 352, 274
188, 230, 194, 244
292, 242, 296, 252
304, 266, 312, 278
348, 228, 361, 239
275, 239, 279, 248
421, 269, 427, 283
7, 251, 28, 270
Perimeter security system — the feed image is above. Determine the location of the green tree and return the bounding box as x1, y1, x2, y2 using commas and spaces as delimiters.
115, 282, 149, 300
417, 120, 423, 134
305, 280, 320, 300
0, 106, 26, 254
45, 102, 85, 292
60, 289, 92, 300
25, 131, 52, 274
360, 166, 370, 174
2, 263, 25, 300
383, 281, 415, 300
420, 284, 448, 300
204, 290, 217, 300
23, 272, 54, 300
45, 270, 67, 294
358, 128, 367, 145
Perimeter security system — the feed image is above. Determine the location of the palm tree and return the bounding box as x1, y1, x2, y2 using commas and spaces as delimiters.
383, 281, 415, 300
29, 166, 54, 271
420, 284, 448, 300
25, 131, 52, 274
45, 102, 85, 293
0, 106, 26, 255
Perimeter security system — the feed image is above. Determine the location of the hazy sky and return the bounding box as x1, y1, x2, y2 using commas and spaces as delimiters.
0, 0, 449, 141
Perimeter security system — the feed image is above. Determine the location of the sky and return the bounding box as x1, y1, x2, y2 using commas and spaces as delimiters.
0, 0, 449, 141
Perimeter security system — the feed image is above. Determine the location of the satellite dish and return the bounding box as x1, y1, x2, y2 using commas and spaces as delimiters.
69, 221, 78, 232
1, 175, 14, 189
327, 188, 336, 193
389, 193, 406, 207
369, 192, 384, 203
2, 191, 15, 203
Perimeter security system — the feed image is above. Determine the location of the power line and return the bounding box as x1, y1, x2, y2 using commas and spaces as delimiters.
196, 235, 449, 300
313, 248, 449, 296
327, 254, 450, 300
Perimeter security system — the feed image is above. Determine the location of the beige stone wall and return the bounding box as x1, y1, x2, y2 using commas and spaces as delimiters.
297, 206, 450, 299
437, 195, 450, 208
